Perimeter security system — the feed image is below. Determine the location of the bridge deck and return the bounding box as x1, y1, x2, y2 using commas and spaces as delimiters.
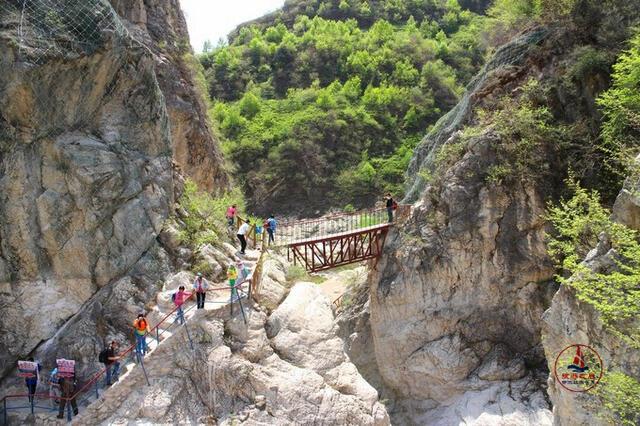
285, 222, 392, 246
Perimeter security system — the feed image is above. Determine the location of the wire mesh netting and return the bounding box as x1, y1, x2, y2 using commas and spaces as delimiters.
0, 0, 128, 65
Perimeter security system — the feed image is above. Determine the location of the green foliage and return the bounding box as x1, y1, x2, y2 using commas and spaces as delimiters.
178, 179, 245, 248
199, 5, 489, 213
569, 46, 611, 82
546, 178, 640, 348
596, 371, 640, 425
598, 30, 640, 188
488, 0, 541, 27
461, 82, 571, 185
285, 265, 326, 284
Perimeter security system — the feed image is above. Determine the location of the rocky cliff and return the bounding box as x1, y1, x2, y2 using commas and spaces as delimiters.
359, 2, 640, 423
0, 0, 225, 380
542, 155, 640, 425
109, 0, 228, 191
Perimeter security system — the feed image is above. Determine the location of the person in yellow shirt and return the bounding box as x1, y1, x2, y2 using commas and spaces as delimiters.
227, 264, 238, 301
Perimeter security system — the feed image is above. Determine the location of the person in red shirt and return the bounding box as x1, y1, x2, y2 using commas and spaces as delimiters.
226, 205, 237, 226
173, 286, 192, 324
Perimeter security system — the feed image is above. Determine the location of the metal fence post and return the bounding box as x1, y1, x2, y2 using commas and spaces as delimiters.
30, 394, 34, 415
183, 321, 194, 351
66, 398, 72, 421
94, 380, 99, 399
137, 352, 151, 386
3, 398, 6, 425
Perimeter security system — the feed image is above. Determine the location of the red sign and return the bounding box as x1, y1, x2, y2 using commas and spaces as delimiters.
56, 359, 75, 377
17, 360, 37, 378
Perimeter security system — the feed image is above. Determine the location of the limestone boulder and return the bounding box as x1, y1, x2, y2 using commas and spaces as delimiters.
257, 255, 290, 311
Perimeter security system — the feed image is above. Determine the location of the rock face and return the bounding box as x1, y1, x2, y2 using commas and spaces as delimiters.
363, 29, 559, 424
109, 0, 228, 191
0, 0, 225, 380
542, 156, 640, 425
74, 281, 390, 425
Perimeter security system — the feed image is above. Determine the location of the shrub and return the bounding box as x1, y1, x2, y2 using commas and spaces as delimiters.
546, 178, 640, 348
595, 371, 640, 425
178, 179, 245, 248
597, 30, 640, 189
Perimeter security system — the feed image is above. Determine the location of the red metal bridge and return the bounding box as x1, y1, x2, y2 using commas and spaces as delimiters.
276, 206, 408, 272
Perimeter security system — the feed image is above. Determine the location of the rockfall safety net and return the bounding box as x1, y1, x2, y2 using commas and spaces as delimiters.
0, 0, 128, 65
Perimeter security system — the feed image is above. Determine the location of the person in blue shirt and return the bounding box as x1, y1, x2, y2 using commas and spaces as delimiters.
266, 215, 277, 244
24, 357, 41, 404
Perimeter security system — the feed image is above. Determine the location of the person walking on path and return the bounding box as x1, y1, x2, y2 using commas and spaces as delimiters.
236, 260, 250, 283
101, 341, 121, 387
193, 272, 209, 309
23, 357, 41, 404
56, 375, 78, 419
266, 215, 277, 245
133, 313, 150, 357
48, 367, 61, 407
226, 204, 237, 226
237, 221, 250, 254
385, 193, 395, 223
227, 264, 238, 302
173, 286, 192, 324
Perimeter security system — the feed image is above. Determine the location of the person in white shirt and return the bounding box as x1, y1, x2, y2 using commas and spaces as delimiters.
237, 222, 250, 254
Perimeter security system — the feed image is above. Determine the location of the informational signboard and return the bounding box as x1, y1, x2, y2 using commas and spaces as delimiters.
17, 360, 37, 378
56, 359, 75, 378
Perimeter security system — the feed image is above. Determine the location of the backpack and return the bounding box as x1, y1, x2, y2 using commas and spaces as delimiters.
171, 292, 176, 302
263, 220, 270, 229
392, 201, 399, 210
98, 348, 109, 364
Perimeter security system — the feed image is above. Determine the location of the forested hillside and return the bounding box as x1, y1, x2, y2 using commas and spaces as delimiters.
199, 0, 492, 214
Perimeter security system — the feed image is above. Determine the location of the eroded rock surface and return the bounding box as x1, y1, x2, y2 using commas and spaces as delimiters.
363, 28, 557, 425
73, 281, 389, 425
0, 0, 225, 380
542, 157, 640, 425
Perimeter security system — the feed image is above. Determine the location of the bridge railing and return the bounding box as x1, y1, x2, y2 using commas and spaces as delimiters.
274, 206, 394, 246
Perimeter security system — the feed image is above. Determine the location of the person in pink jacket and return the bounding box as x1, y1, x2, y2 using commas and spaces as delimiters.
172, 286, 192, 324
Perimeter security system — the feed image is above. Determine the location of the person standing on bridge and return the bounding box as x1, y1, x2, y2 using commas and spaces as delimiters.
237, 220, 250, 254
226, 204, 237, 226
193, 272, 209, 309
385, 193, 395, 223
266, 214, 277, 245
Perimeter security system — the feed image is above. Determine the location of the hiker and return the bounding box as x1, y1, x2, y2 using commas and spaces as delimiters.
226, 204, 237, 226
236, 260, 250, 283
266, 214, 277, 244
385, 193, 395, 223
237, 220, 250, 254
227, 264, 238, 301
57, 374, 78, 419
56, 359, 77, 419
193, 272, 209, 309
133, 313, 150, 357
173, 285, 192, 324
48, 367, 60, 407
100, 340, 121, 387
22, 357, 41, 404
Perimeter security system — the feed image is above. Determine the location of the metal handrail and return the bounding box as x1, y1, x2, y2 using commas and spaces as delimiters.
0, 280, 250, 424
